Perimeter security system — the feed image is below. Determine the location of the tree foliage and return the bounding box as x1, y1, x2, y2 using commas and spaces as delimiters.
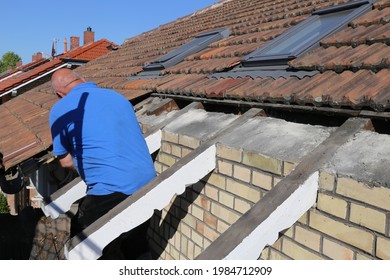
0, 193, 10, 214
0, 51, 22, 73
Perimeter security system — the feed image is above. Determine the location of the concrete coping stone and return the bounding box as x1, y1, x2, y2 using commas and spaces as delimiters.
323, 130, 390, 187
163, 109, 238, 141
220, 117, 336, 163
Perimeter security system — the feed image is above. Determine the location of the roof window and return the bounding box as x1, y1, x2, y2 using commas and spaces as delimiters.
212, 0, 373, 79
133, 28, 230, 79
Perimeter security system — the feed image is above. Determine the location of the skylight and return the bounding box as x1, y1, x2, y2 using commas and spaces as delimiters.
241, 0, 372, 68
134, 28, 230, 79
212, 0, 373, 79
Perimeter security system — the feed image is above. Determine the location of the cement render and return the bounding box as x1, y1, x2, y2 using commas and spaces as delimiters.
324, 130, 390, 187
163, 109, 238, 140
220, 117, 336, 163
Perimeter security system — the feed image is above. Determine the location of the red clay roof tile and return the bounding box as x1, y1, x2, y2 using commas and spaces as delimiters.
1, 0, 390, 169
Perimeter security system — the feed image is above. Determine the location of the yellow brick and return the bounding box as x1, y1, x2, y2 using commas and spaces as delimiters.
191, 204, 204, 221
204, 239, 211, 249
187, 240, 195, 259
193, 195, 211, 211
323, 238, 354, 260
317, 193, 348, 219
217, 219, 229, 234
298, 212, 308, 225
203, 224, 219, 242
282, 238, 324, 260
182, 147, 192, 157
274, 177, 282, 186
171, 144, 182, 158
191, 230, 204, 247
252, 170, 273, 190
337, 177, 390, 211
350, 203, 386, 234
194, 245, 202, 258
162, 165, 169, 172
242, 151, 282, 175
181, 223, 191, 238
219, 191, 234, 208
259, 247, 270, 260
179, 134, 200, 149
309, 211, 374, 254
356, 252, 374, 260
295, 226, 321, 251
216, 144, 242, 162
183, 213, 197, 229
207, 173, 226, 190
154, 162, 163, 174
226, 178, 261, 203
204, 184, 219, 201
269, 249, 290, 260
376, 237, 390, 260
158, 153, 176, 167
272, 237, 283, 251
234, 198, 251, 214
233, 164, 251, 182
211, 202, 240, 225
163, 130, 179, 144
284, 226, 294, 239
218, 160, 233, 176
161, 142, 172, 154
319, 171, 335, 191
181, 235, 188, 254
283, 161, 297, 176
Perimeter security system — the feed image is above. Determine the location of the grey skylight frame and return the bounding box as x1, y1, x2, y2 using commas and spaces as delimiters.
240, 0, 372, 68
143, 28, 230, 72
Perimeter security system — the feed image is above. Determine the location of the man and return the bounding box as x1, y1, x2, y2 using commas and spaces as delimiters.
49, 69, 156, 258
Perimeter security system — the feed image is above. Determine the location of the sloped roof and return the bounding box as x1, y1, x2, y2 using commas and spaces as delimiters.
1, 0, 389, 169
73, 0, 389, 110
0, 39, 116, 96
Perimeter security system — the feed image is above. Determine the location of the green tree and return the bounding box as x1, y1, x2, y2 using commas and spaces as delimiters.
0, 193, 10, 214
0, 51, 22, 73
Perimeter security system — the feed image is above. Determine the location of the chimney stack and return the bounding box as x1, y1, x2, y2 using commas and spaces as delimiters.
64, 38, 68, 53
32, 52, 43, 62
83, 26, 95, 45
70, 36, 80, 50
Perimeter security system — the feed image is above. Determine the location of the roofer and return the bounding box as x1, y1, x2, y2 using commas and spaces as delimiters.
49, 68, 156, 259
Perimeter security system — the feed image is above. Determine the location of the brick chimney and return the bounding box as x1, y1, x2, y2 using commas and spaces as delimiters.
70, 36, 80, 50
64, 38, 68, 53
83, 27, 95, 45
32, 52, 43, 62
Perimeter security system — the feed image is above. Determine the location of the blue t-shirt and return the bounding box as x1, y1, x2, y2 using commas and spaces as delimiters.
49, 82, 156, 195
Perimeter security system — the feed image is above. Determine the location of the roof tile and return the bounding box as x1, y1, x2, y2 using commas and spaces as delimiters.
1, 0, 390, 169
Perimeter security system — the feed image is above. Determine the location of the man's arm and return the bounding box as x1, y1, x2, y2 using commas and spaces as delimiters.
58, 153, 76, 170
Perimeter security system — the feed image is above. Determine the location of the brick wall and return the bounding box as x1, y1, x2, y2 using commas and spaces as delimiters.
148, 128, 296, 260
147, 124, 390, 260
260, 172, 390, 260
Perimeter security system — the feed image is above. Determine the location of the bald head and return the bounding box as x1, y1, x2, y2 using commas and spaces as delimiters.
51, 69, 85, 97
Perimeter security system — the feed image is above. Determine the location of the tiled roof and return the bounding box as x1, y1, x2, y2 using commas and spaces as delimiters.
0, 39, 116, 96
74, 0, 390, 111
1, 0, 390, 169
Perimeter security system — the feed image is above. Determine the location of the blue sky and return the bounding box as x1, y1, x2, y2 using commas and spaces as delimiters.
0, 0, 219, 65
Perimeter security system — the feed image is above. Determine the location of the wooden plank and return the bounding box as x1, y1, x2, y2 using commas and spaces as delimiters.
196, 117, 373, 260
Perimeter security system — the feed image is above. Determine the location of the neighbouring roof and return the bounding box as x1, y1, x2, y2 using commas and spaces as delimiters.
0, 39, 117, 97
0, 0, 389, 169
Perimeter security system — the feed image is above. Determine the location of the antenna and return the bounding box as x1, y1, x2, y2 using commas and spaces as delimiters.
51, 38, 59, 57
